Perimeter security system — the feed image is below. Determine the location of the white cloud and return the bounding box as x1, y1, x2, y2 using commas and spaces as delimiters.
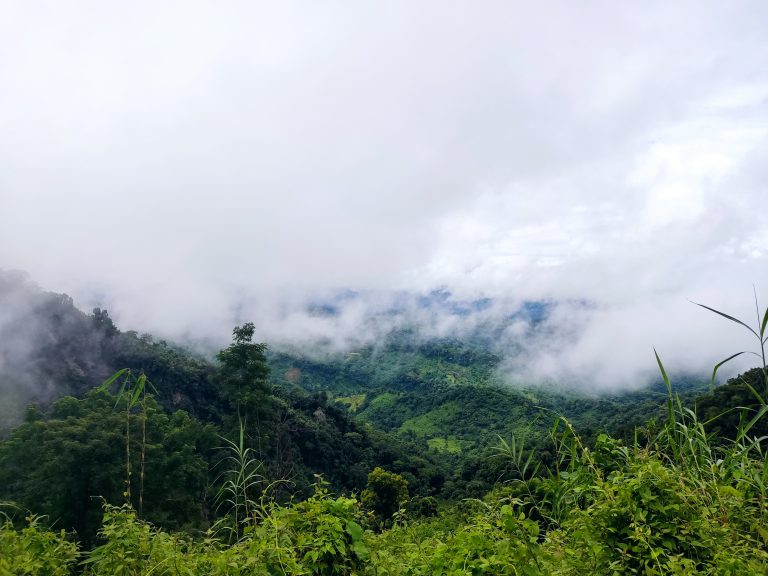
1, 1, 767, 388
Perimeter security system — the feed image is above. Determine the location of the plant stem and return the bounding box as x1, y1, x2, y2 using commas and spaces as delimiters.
139, 390, 146, 517
125, 393, 131, 502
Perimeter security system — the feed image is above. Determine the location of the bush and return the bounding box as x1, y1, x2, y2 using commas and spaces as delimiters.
0, 515, 79, 576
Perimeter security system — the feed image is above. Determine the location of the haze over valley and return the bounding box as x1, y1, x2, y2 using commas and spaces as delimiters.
2, 1, 767, 392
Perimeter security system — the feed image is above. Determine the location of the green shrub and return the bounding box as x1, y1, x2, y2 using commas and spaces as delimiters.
0, 516, 79, 576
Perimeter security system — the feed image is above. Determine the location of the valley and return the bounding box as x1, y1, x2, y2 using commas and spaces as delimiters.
3, 273, 767, 574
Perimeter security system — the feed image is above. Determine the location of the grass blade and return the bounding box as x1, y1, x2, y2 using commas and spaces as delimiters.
654, 348, 671, 394
762, 306, 768, 339
130, 374, 146, 407
710, 351, 748, 389
114, 379, 128, 408
654, 348, 675, 429
691, 301, 759, 339
736, 404, 768, 443
743, 381, 766, 405
98, 368, 128, 393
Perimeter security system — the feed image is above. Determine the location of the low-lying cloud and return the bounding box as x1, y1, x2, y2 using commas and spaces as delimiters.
1, 1, 767, 391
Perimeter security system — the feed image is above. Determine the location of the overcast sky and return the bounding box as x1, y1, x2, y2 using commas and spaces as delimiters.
1, 1, 767, 388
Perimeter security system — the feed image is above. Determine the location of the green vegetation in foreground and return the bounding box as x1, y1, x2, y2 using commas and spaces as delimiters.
4, 369, 768, 574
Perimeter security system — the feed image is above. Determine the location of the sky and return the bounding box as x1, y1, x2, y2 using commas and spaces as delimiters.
1, 1, 767, 390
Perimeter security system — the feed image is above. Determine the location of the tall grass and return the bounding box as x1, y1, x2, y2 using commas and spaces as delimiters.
691, 289, 768, 389
212, 420, 267, 543
98, 369, 153, 512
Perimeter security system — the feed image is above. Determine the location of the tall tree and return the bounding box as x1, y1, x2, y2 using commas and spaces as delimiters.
216, 323, 273, 447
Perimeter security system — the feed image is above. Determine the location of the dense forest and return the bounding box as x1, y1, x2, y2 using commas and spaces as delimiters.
2, 272, 768, 574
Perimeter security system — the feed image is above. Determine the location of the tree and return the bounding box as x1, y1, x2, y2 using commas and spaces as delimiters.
92, 307, 118, 337
216, 323, 272, 444
0, 390, 215, 545
361, 467, 408, 525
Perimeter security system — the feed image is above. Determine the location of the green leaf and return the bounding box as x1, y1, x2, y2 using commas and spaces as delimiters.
742, 381, 766, 405
129, 375, 146, 407
114, 379, 128, 408
710, 351, 748, 389
736, 403, 768, 443
761, 306, 768, 339
346, 520, 363, 542
654, 348, 675, 429
691, 301, 759, 339
98, 368, 128, 393
654, 348, 671, 395
352, 540, 370, 560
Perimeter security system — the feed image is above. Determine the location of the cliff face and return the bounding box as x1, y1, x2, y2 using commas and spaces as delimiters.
0, 271, 112, 428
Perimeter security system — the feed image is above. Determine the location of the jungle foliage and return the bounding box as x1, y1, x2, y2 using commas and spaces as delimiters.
3, 370, 768, 574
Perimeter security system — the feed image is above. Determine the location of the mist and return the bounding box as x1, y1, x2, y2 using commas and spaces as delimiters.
0, 271, 112, 427
1, 1, 767, 392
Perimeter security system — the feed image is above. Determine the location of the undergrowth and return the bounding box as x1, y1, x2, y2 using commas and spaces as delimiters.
4, 372, 767, 575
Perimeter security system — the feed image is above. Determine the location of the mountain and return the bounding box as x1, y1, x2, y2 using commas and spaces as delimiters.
0, 271, 447, 540
0, 270, 221, 429
1, 271, 761, 558
268, 331, 710, 499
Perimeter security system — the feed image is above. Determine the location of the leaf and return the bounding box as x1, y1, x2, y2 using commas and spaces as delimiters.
701, 405, 742, 427
352, 540, 370, 560
762, 306, 768, 339
742, 381, 766, 405
736, 404, 768, 443
98, 368, 128, 393
114, 379, 128, 408
129, 375, 146, 407
654, 348, 671, 395
346, 520, 363, 542
710, 351, 748, 389
690, 301, 759, 339
655, 348, 675, 429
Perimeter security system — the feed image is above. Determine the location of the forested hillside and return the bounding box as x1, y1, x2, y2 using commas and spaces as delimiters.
2, 273, 768, 573
0, 271, 220, 428
268, 333, 708, 497
0, 274, 447, 543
